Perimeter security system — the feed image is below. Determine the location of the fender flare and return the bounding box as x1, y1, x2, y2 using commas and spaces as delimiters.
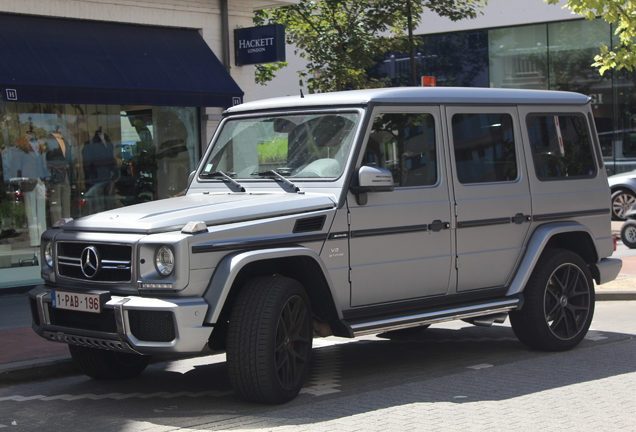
506, 221, 598, 296
202, 247, 342, 324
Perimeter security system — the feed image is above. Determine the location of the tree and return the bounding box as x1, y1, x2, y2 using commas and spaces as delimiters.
546, 0, 636, 74
254, 0, 487, 93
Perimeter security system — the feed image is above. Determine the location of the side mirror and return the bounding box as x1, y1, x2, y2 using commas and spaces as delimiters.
350, 166, 395, 205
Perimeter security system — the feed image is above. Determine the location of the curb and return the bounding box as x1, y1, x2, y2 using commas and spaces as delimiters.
596, 290, 636, 301
0, 356, 76, 386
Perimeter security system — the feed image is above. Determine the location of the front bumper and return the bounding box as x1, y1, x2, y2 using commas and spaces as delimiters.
28, 285, 212, 355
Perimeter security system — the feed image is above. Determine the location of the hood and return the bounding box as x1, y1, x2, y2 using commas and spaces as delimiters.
62, 193, 337, 234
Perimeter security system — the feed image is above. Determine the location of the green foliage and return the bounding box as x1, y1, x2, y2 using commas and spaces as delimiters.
254, 1, 487, 93
546, 0, 636, 74
258, 137, 288, 164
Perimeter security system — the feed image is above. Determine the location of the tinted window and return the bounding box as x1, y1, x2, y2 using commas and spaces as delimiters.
452, 113, 517, 184
364, 113, 437, 187
527, 114, 596, 180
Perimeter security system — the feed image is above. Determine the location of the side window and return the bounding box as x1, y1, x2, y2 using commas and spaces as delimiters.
364, 113, 437, 187
451, 113, 517, 184
526, 114, 596, 180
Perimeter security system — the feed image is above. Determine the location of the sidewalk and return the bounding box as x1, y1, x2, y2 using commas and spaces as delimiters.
1, 225, 635, 386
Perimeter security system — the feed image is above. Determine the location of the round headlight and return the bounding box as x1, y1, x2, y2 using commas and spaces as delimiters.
44, 242, 54, 268
155, 245, 174, 277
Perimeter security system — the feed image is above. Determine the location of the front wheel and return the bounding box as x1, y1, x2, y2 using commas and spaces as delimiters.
510, 249, 594, 351
621, 220, 636, 248
227, 275, 313, 404
69, 345, 150, 380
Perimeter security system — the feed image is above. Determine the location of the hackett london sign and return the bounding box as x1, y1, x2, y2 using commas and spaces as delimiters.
234, 24, 286, 66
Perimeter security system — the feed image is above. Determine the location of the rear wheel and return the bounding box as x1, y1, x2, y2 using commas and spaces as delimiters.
621, 220, 636, 248
510, 249, 594, 351
69, 345, 150, 380
611, 189, 636, 220
227, 275, 313, 404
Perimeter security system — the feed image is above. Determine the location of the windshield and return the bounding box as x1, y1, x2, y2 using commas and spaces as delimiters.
201, 112, 359, 180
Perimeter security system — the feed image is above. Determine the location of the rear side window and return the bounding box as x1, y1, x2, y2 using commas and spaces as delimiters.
526, 114, 596, 180
451, 113, 517, 184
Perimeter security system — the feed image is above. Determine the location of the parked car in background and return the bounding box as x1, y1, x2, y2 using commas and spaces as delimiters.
608, 170, 636, 220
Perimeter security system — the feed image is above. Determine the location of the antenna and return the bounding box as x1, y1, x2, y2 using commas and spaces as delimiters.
300, 89, 304, 99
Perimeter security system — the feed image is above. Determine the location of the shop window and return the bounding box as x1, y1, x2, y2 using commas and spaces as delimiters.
0, 102, 198, 272
364, 113, 437, 187
451, 113, 517, 184
526, 114, 596, 180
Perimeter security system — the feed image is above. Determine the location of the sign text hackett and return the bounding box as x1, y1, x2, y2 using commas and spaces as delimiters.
234, 24, 285, 66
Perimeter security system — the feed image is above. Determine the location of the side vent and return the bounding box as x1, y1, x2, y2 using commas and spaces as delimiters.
293, 215, 327, 233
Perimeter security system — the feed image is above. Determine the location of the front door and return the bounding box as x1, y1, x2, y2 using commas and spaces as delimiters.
348, 107, 454, 307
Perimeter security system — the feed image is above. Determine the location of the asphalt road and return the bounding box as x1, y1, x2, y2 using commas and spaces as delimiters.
0, 301, 634, 432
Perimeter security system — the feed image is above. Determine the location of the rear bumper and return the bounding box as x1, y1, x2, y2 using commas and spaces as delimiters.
592, 257, 622, 285
28, 285, 212, 355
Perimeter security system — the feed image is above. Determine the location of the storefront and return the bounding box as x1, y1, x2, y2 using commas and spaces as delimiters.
380, 17, 636, 176
0, 13, 243, 287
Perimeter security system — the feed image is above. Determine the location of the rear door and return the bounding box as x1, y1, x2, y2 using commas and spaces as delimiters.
445, 106, 532, 291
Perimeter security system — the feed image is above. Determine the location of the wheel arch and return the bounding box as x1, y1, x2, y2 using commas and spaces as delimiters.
202, 247, 345, 337
507, 222, 599, 296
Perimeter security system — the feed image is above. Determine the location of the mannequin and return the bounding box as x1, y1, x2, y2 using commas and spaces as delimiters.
82, 126, 118, 214
10, 129, 49, 247
46, 126, 74, 221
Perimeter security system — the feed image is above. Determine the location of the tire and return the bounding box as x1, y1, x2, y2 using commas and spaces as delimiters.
227, 275, 313, 404
621, 221, 636, 248
611, 189, 636, 220
69, 345, 150, 380
510, 249, 594, 351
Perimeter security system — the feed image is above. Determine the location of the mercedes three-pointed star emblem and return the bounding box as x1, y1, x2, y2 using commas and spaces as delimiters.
80, 246, 100, 279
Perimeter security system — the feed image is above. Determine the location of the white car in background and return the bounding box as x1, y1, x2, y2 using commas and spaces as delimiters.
608, 170, 636, 220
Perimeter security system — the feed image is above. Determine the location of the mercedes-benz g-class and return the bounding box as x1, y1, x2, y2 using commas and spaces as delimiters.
29, 87, 621, 404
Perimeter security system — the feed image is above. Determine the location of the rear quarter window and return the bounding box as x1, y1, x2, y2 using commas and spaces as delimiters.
526, 114, 596, 180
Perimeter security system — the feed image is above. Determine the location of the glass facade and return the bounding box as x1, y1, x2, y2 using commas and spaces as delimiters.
0, 98, 199, 285
379, 18, 636, 175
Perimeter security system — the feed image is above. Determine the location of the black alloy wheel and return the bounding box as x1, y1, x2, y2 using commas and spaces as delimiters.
510, 249, 594, 351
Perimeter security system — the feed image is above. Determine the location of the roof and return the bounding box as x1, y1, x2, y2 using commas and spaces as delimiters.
227, 87, 591, 114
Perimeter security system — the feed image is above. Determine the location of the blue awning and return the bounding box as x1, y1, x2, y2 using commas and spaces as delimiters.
0, 13, 243, 107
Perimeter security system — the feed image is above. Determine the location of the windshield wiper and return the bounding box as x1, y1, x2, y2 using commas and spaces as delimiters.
251, 169, 301, 193
200, 171, 246, 192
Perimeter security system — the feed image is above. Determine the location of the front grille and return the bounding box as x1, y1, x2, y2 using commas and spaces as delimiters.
128, 310, 176, 342
47, 303, 118, 333
57, 242, 132, 283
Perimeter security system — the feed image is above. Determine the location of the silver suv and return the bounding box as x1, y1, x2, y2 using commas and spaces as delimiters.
29, 87, 621, 404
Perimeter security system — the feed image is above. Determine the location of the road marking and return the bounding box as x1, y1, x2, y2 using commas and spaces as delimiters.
467, 363, 494, 370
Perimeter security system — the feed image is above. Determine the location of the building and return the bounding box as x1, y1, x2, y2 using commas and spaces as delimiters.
382, 0, 636, 176
0, 0, 296, 288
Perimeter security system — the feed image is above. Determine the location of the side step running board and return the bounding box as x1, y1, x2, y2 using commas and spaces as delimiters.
348, 298, 520, 337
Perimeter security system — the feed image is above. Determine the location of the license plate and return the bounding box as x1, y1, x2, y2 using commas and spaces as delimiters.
52, 291, 102, 313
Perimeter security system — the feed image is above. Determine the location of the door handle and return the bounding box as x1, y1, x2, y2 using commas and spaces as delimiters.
512, 213, 531, 224
429, 220, 450, 232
